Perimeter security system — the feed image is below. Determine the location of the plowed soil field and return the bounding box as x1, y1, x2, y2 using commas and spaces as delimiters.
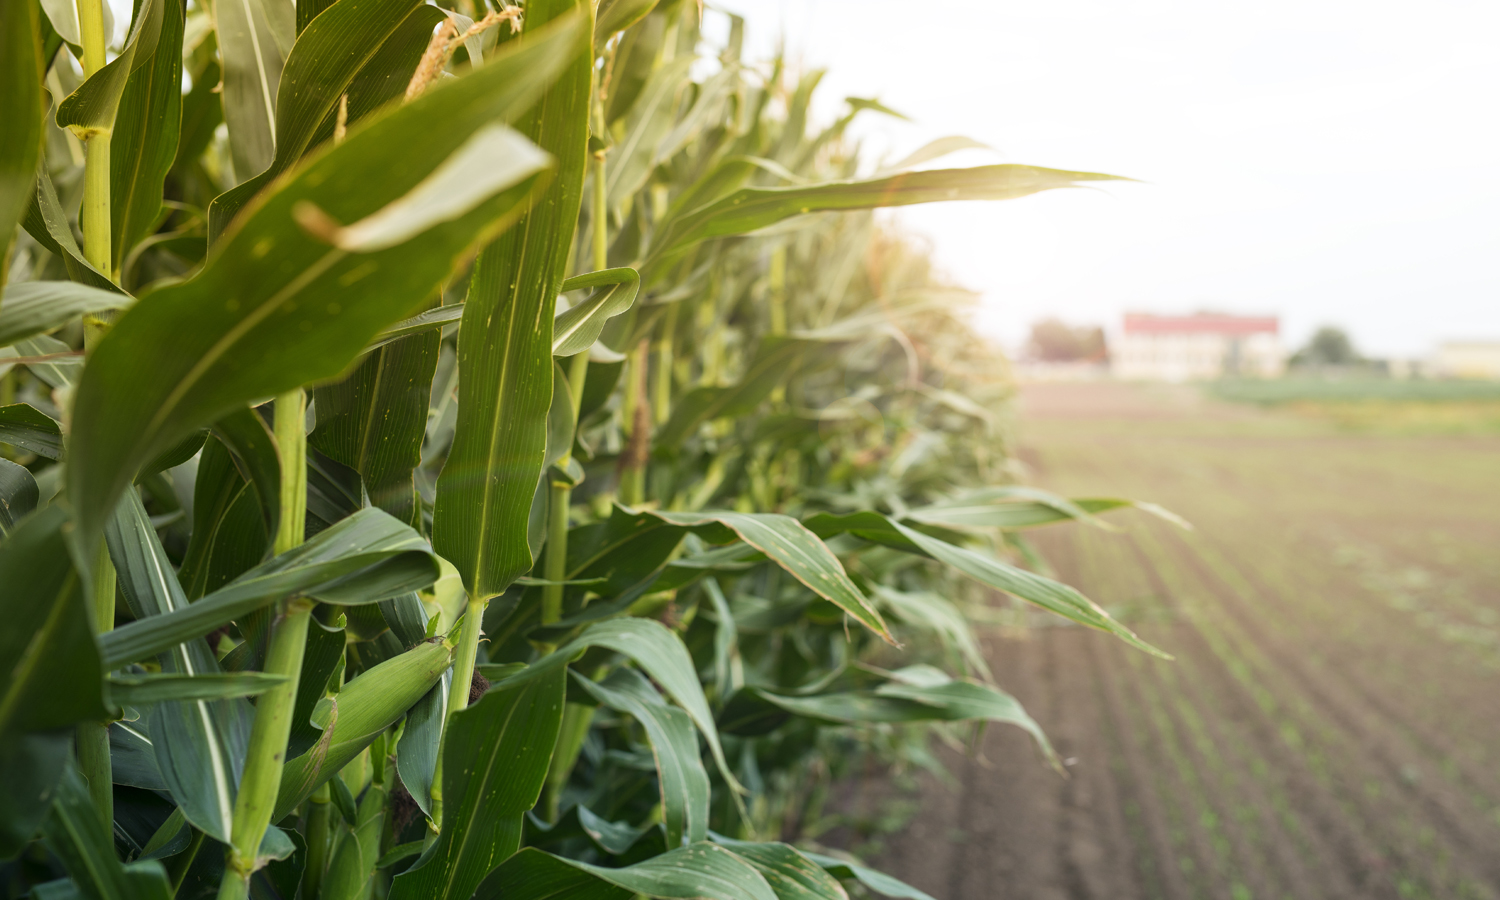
845, 382, 1500, 900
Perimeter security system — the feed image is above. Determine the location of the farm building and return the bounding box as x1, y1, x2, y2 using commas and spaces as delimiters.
1112, 312, 1285, 381
1433, 341, 1500, 379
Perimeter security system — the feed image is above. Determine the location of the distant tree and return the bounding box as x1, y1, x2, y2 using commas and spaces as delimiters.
1027, 318, 1108, 362
1290, 326, 1362, 367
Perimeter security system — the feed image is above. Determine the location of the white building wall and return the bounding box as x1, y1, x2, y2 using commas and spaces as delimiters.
1434, 342, 1500, 379
1111, 331, 1284, 381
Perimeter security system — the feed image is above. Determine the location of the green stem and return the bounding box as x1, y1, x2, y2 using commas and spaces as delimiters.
652, 303, 677, 426
74, 0, 117, 828
618, 339, 649, 505
540, 480, 570, 628
428, 596, 484, 834
273, 390, 308, 555
300, 784, 331, 900
217, 391, 311, 900
74, 0, 111, 278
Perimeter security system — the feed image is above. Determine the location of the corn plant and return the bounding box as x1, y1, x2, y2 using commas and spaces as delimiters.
0, 0, 1171, 898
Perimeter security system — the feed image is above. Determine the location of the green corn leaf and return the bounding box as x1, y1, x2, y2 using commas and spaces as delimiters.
104, 488, 253, 842
322, 782, 386, 900
605, 55, 696, 212
705, 839, 851, 900
209, 0, 427, 237
0, 402, 60, 459
722, 679, 1057, 769
0, 730, 69, 860
109, 0, 182, 274
903, 485, 1118, 531
0, 459, 38, 534
474, 844, 777, 900
646, 165, 1128, 278
804, 510, 1169, 658
42, 765, 174, 899
175, 435, 271, 599
100, 507, 440, 667
54, 0, 165, 142
394, 673, 448, 819
363, 267, 640, 359
21, 171, 118, 291
211, 405, 282, 540
795, 851, 937, 900
655, 337, 809, 450
510, 617, 739, 792
433, 0, 593, 601
553, 267, 641, 357
216, 0, 292, 181
0, 505, 106, 735
67, 14, 586, 547
0, 0, 45, 279
107, 672, 288, 704
365, 304, 465, 352
389, 667, 566, 900
274, 638, 453, 819
108, 721, 167, 791
573, 668, 710, 849
646, 509, 892, 644
594, 0, 658, 43
873, 678, 1059, 769
311, 322, 440, 528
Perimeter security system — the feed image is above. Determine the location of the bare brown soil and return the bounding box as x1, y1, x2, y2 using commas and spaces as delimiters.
837, 382, 1500, 900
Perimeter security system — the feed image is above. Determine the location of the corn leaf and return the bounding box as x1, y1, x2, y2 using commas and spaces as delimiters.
41, 765, 174, 900
704, 839, 850, 900
433, 0, 593, 601
553, 267, 641, 357
109, 721, 168, 793
322, 783, 386, 900
655, 337, 808, 450
0, 506, 106, 735
54, 0, 165, 141
389, 667, 566, 900
0, 0, 45, 276
100, 508, 440, 667
0, 402, 62, 459
108, 672, 287, 704
573, 668, 710, 849
393, 672, 448, 818
0, 730, 69, 860
21, 171, 118, 291
104, 488, 254, 842
646, 509, 891, 644
805, 510, 1168, 658
175, 435, 270, 599
216, 0, 291, 181
475, 844, 777, 900
208, 0, 436, 237
67, 16, 585, 545
646, 165, 1127, 278
311, 323, 440, 528
594, 0, 658, 43
510, 617, 739, 792
0, 282, 132, 349
109, 0, 182, 273
0, 459, 37, 535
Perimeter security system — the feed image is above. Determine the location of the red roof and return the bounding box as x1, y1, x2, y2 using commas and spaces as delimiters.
1123, 313, 1278, 336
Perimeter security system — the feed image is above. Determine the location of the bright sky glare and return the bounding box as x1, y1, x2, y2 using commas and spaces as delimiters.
714, 0, 1500, 358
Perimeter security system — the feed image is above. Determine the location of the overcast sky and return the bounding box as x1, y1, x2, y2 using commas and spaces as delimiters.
713, 0, 1500, 357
